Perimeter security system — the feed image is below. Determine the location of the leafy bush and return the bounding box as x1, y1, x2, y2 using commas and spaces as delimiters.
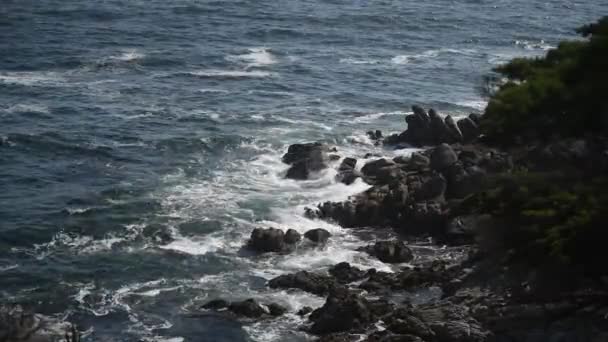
463, 172, 608, 275
481, 17, 608, 144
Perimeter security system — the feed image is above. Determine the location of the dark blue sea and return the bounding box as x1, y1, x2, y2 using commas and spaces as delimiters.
1, 0, 605, 341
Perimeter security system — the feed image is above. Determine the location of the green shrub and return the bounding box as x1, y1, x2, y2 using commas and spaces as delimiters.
481, 16, 608, 144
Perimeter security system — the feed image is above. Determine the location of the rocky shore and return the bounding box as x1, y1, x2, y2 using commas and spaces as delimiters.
211, 106, 608, 342
3, 106, 608, 341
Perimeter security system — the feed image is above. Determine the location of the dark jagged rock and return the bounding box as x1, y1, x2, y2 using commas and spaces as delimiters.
248, 227, 303, 253
284, 229, 302, 244
457, 117, 479, 143
267, 303, 287, 317
367, 331, 425, 342
367, 130, 383, 141
414, 302, 489, 342
412, 173, 446, 202
429, 109, 452, 145
268, 271, 337, 296
336, 157, 360, 185
445, 115, 464, 143
430, 144, 458, 171
408, 152, 431, 171
282, 142, 333, 180
309, 288, 375, 335
202, 298, 230, 310
329, 262, 368, 284
228, 299, 267, 318
359, 262, 451, 293
400, 201, 446, 236
0, 305, 80, 342
366, 240, 414, 264
361, 159, 404, 185
468, 113, 482, 124
304, 228, 331, 244
444, 163, 486, 199
248, 227, 286, 253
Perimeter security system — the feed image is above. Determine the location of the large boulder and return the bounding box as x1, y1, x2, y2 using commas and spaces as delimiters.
309, 288, 375, 335
336, 157, 360, 185
248, 227, 286, 253
304, 228, 331, 244
430, 144, 458, 171
367, 240, 414, 263
282, 142, 333, 180
361, 159, 406, 185
268, 271, 337, 296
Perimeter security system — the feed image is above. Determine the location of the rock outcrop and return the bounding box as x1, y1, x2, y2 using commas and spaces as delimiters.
282, 142, 335, 180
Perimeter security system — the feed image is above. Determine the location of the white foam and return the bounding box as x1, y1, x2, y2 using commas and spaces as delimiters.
515, 39, 555, 51
351, 110, 408, 124
158, 235, 225, 256
189, 69, 275, 78
110, 49, 145, 62
2, 104, 50, 114
339, 58, 380, 65
392, 48, 478, 65
198, 88, 229, 94
226, 47, 277, 68
65, 207, 93, 215
455, 99, 487, 111
0, 264, 18, 272
0, 71, 64, 86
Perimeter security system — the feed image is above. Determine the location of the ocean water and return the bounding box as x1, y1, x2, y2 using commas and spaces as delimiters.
0, 0, 605, 341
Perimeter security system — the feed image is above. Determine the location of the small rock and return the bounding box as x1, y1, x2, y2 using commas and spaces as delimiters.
267, 303, 287, 316
202, 298, 230, 310
284, 229, 302, 244
297, 306, 313, 316
368, 240, 414, 263
268, 271, 337, 296
228, 299, 266, 318
336, 157, 360, 185
304, 228, 331, 244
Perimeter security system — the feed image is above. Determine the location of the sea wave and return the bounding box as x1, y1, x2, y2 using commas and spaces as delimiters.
226, 47, 277, 68
0, 71, 65, 87
187, 69, 276, 78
